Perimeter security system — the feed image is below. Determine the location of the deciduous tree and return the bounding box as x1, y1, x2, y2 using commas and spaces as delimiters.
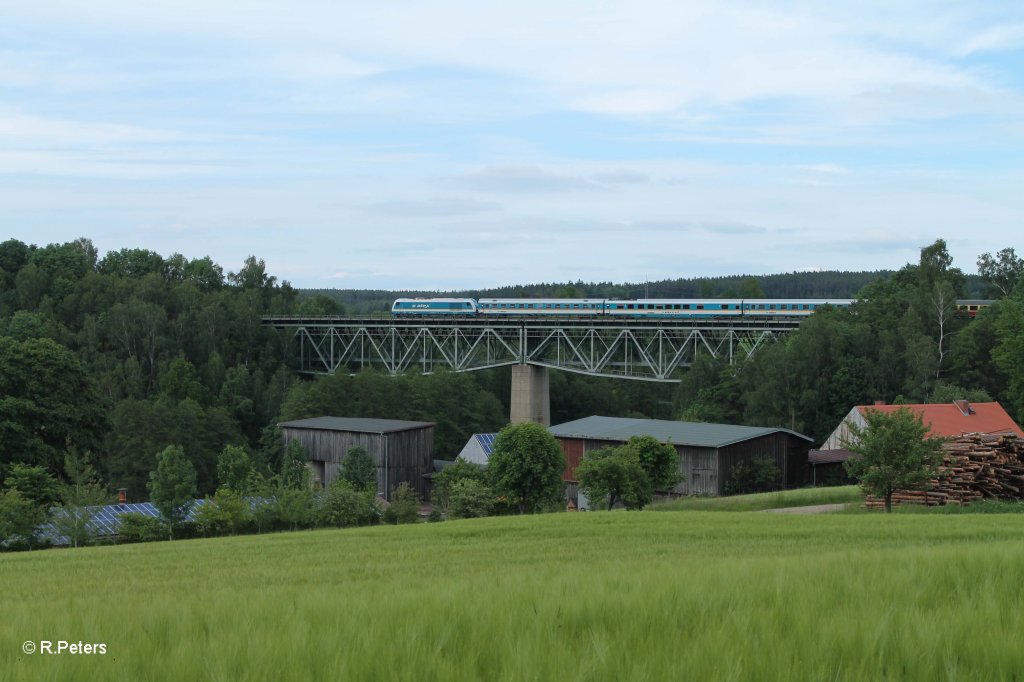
341, 446, 377, 492
623, 435, 680, 492
977, 248, 1024, 298
52, 449, 109, 548
148, 445, 197, 539
842, 407, 945, 513
488, 422, 565, 514
217, 445, 252, 492
576, 446, 650, 510
5, 463, 60, 508
0, 489, 46, 550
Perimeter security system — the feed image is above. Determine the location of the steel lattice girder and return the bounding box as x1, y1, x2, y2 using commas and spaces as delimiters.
267, 317, 797, 382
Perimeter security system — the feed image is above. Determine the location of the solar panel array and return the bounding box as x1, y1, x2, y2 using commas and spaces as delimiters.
43, 499, 209, 545
475, 433, 497, 455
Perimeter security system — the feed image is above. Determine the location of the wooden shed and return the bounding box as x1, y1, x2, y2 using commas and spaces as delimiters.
278, 417, 434, 500
550, 416, 812, 499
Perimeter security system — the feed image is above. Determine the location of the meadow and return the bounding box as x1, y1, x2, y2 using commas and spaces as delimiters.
3, 510, 1024, 681
650, 484, 864, 511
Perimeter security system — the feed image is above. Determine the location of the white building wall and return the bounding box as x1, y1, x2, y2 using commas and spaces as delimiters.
820, 407, 868, 449
456, 437, 489, 465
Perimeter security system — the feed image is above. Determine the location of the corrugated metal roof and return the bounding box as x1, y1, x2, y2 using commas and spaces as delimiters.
548, 416, 812, 448
278, 416, 435, 433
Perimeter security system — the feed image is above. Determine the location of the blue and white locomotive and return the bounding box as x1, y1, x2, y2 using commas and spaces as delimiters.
392, 297, 854, 318
391, 298, 479, 315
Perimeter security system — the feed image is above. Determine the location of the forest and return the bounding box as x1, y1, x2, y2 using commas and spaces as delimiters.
1, 236, 1022, 502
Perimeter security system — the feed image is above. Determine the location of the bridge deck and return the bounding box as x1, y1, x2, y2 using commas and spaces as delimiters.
263, 314, 803, 381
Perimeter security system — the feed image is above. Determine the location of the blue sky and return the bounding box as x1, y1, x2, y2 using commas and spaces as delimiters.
2, 1, 1023, 289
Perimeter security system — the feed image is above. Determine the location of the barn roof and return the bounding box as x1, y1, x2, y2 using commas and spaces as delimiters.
473, 433, 497, 455
853, 402, 1023, 438
549, 416, 812, 448
278, 416, 434, 434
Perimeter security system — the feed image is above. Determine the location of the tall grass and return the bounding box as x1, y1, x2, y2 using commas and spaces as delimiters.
3, 512, 1024, 680
652, 485, 864, 511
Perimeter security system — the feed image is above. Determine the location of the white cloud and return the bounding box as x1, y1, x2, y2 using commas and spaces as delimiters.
953, 23, 1024, 57
1, 2, 1023, 289
0, 111, 185, 147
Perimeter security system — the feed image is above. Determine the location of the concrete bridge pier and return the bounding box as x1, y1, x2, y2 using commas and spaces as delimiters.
510, 364, 550, 426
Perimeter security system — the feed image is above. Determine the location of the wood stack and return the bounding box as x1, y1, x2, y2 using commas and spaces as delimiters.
864, 433, 1024, 509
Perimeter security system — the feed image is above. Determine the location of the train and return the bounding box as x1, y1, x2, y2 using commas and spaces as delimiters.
390, 297, 995, 319
955, 300, 993, 318
391, 297, 856, 318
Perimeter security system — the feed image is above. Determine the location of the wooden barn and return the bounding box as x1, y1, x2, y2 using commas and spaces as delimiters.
278, 417, 434, 500
549, 416, 812, 499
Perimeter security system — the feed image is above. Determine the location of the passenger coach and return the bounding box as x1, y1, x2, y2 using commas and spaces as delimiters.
477, 298, 606, 315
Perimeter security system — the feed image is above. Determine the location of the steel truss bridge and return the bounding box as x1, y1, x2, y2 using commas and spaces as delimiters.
261, 316, 802, 382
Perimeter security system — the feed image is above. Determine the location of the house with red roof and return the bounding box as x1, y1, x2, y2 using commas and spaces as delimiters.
809, 401, 1023, 485
820, 400, 1023, 450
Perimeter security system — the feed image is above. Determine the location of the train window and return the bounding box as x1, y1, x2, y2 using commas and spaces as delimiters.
696, 304, 704, 310
673, 304, 680, 310
769, 305, 776, 310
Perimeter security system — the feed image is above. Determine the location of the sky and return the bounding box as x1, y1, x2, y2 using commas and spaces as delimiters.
2, 1, 1023, 290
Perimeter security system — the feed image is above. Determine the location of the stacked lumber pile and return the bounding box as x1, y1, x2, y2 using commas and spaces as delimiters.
865, 433, 1024, 509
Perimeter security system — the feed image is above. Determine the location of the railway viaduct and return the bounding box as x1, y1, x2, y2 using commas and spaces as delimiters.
261, 315, 803, 426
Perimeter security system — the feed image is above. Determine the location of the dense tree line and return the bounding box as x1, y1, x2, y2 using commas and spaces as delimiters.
0, 239, 299, 499
307, 270, 989, 315
2, 235, 1019, 525
674, 241, 1024, 443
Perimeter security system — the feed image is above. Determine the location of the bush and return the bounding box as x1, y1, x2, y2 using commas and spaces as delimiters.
383, 483, 420, 525
0, 489, 48, 551
318, 479, 381, 527
117, 513, 167, 543
194, 488, 254, 536
432, 459, 489, 516
725, 459, 782, 496
448, 479, 494, 519
276, 488, 316, 531
341, 447, 377, 492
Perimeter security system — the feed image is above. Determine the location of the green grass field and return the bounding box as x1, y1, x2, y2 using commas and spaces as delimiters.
4, 510, 1024, 681
652, 484, 864, 511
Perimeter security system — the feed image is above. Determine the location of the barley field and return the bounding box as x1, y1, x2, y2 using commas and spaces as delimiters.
651, 484, 864, 511
3, 511, 1024, 681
